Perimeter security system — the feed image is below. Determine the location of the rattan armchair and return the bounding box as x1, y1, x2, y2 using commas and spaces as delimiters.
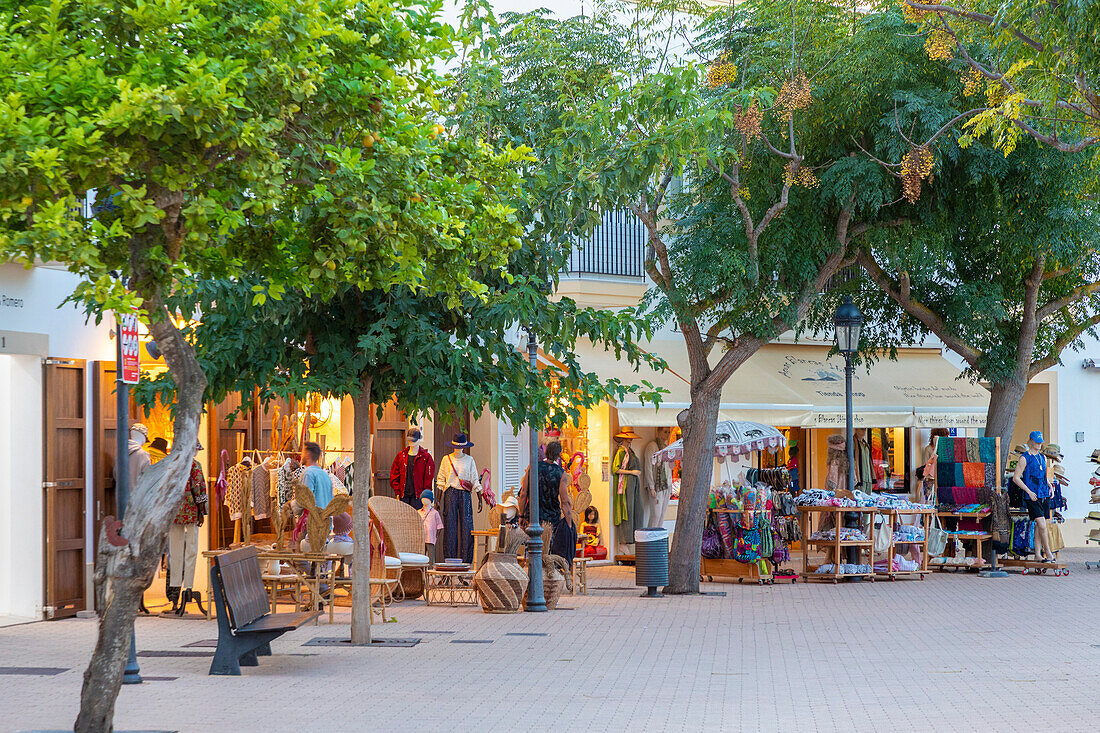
368, 496, 430, 601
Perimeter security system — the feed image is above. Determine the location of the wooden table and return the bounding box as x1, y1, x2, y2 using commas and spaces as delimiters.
797, 506, 878, 583
202, 547, 341, 623
426, 566, 477, 606
877, 507, 933, 580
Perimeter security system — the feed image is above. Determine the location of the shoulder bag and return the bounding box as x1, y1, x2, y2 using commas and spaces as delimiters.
927, 510, 948, 557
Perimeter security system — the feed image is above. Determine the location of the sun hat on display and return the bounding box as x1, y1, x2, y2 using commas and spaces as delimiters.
1012, 443, 1028, 456
130, 423, 149, 439
451, 432, 474, 448
498, 494, 520, 518
614, 428, 640, 441
1042, 443, 1063, 460
826, 434, 846, 449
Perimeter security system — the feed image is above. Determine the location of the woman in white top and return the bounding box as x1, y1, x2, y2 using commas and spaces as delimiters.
436, 433, 481, 563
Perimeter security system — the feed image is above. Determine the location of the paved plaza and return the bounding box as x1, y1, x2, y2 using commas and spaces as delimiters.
2, 551, 1099, 732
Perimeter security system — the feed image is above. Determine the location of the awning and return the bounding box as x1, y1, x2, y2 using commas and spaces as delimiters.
577, 340, 989, 428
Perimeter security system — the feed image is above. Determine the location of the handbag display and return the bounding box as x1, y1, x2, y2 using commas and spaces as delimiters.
873, 512, 892, 555
701, 511, 722, 558
927, 511, 949, 557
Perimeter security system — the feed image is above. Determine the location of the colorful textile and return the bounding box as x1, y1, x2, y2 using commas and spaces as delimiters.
937, 463, 955, 491
962, 463, 986, 488
978, 438, 997, 464
937, 437, 955, 463
953, 439, 967, 463
965, 438, 981, 463
174, 460, 207, 525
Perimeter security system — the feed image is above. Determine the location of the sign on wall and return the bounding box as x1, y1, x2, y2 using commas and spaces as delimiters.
117, 313, 140, 384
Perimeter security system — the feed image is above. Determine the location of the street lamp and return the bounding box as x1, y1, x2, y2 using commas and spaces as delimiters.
523, 324, 547, 612
833, 296, 863, 494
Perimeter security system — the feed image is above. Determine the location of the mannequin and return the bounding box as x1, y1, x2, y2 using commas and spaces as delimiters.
168, 439, 208, 616
436, 432, 481, 563
642, 439, 660, 528
390, 427, 436, 509
612, 428, 644, 555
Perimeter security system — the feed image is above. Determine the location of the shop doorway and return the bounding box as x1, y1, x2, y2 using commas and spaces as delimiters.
43, 357, 87, 619
372, 399, 410, 497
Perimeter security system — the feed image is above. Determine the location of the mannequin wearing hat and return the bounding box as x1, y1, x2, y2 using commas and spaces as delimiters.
390, 427, 436, 510
418, 490, 444, 566
612, 428, 645, 554
1012, 430, 1056, 562
436, 433, 481, 563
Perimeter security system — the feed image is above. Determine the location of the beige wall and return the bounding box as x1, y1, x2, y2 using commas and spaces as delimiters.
554, 278, 646, 309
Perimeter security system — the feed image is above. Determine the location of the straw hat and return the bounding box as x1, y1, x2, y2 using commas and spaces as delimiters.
1052, 463, 1067, 479
1012, 443, 1028, 456
614, 428, 640, 441
826, 434, 846, 449
1042, 443, 1063, 460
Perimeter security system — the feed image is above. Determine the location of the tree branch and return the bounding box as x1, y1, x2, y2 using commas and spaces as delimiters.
1036, 279, 1100, 321
858, 250, 983, 366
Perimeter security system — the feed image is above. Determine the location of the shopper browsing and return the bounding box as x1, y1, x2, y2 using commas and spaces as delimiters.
1012, 430, 1056, 562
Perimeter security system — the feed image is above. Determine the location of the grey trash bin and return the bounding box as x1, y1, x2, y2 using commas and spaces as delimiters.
634, 527, 669, 597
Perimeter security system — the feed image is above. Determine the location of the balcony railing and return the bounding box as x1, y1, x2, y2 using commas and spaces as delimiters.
563, 210, 647, 279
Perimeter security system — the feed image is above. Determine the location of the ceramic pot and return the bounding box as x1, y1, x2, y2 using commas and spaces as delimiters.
474, 552, 525, 613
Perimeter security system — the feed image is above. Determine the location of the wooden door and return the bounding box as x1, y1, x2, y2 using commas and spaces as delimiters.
43, 358, 87, 619
372, 399, 409, 497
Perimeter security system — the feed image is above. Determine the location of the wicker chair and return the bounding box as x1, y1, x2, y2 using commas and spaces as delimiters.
368, 496, 430, 601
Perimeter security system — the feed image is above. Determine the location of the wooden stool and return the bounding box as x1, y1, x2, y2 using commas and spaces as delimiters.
571, 557, 588, 595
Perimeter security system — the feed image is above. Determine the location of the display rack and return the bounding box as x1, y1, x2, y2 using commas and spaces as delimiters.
877, 507, 932, 580
699, 509, 772, 584
1000, 508, 1068, 575
797, 506, 877, 583
931, 509, 992, 570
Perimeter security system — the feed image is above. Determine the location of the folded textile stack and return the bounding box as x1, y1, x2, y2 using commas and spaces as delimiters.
814, 563, 873, 575
809, 528, 868, 542
893, 525, 925, 542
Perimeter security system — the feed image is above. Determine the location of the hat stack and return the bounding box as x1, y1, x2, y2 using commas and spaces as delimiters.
1041, 443, 1069, 489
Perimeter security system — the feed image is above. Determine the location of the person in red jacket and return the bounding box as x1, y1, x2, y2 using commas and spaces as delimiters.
390, 427, 436, 509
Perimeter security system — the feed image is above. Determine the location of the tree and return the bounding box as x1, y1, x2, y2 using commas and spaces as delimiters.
894, 0, 1100, 153
491, 0, 932, 593
151, 267, 661, 642
858, 138, 1100, 457
0, 0, 523, 728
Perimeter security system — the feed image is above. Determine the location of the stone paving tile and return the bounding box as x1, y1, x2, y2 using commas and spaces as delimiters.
1, 549, 1099, 732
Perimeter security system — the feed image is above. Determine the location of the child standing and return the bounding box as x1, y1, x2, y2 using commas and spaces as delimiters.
419, 490, 444, 567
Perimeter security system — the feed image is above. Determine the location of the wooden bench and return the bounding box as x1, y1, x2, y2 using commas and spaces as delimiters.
209, 546, 320, 675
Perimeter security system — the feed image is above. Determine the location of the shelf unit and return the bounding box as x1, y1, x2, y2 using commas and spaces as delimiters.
699, 508, 773, 584
931, 435, 1001, 573
877, 507, 933, 580
797, 506, 877, 584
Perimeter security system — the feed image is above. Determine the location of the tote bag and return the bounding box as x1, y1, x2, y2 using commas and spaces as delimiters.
927, 511, 949, 557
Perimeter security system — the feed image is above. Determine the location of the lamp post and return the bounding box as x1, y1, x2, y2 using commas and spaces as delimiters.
833, 296, 863, 492
833, 297, 863, 567
115, 315, 142, 685
523, 325, 547, 612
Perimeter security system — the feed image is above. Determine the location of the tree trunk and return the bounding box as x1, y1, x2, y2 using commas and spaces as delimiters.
985, 376, 1028, 465
350, 377, 373, 644
665, 387, 721, 594
75, 309, 206, 732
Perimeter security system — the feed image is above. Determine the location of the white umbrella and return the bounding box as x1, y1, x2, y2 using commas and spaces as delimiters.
652, 420, 786, 464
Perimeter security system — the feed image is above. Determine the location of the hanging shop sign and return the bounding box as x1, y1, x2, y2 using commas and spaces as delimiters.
118, 312, 140, 384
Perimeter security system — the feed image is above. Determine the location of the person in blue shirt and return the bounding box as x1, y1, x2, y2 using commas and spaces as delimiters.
1012, 430, 1056, 562
301, 441, 334, 512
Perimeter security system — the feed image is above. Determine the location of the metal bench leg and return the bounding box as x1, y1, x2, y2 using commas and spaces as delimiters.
240, 648, 260, 667
256, 642, 272, 657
